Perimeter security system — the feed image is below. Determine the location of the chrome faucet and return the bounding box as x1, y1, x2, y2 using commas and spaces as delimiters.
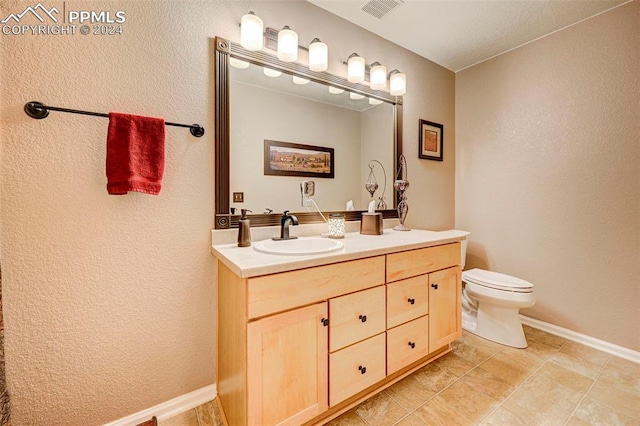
273, 210, 298, 240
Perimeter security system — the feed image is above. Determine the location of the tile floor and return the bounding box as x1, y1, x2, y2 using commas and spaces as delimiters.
159, 326, 639, 426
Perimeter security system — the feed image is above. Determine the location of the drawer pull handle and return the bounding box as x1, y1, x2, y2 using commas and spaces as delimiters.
408, 298, 415, 305
408, 341, 416, 349
358, 365, 367, 374
359, 314, 367, 323
321, 318, 329, 327
431, 283, 439, 290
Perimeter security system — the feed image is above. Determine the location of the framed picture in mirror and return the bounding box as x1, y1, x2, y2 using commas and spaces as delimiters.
264, 140, 335, 178
419, 119, 443, 161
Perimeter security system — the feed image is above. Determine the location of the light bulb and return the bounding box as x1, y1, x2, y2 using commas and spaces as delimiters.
240, 12, 263, 51
309, 38, 328, 72
350, 92, 365, 100
389, 70, 406, 96
329, 86, 344, 95
369, 98, 384, 106
347, 53, 365, 83
370, 62, 387, 90
277, 26, 298, 62
263, 67, 282, 78
292, 76, 310, 85
229, 57, 250, 69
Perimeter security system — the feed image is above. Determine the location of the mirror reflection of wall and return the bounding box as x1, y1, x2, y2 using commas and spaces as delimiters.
229, 61, 394, 214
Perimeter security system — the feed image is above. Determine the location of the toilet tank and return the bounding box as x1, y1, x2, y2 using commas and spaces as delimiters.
456, 230, 470, 269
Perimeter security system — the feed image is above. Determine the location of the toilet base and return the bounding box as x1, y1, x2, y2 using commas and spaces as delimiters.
462, 302, 528, 348
478, 303, 527, 348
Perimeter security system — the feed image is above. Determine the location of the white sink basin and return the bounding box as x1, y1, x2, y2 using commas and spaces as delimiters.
253, 237, 344, 256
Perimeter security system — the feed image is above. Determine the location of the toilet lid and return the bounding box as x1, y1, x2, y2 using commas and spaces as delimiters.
463, 268, 534, 292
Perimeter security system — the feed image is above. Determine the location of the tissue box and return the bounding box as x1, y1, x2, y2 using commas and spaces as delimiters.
360, 212, 383, 235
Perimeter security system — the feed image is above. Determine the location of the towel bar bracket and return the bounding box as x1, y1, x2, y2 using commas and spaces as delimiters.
24, 101, 205, 138
24, 101, 49, 119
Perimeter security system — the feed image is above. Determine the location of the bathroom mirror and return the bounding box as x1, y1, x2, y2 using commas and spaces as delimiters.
214, 36, 403, 229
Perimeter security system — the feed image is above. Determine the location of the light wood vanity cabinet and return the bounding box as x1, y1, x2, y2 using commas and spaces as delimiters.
217, 242, 462, 425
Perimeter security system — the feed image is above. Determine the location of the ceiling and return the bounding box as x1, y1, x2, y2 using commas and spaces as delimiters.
307, 0, 628, 72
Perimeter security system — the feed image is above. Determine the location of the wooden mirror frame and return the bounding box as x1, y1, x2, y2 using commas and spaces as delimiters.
214, 36, 403, 229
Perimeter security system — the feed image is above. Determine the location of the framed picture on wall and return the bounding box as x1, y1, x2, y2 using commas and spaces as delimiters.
419, 119, 444, 161
264, 139, 335, 178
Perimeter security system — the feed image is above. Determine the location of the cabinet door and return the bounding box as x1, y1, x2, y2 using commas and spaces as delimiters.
387, 275, 429, 329
329, 333, 386, 406
387, 315, 430, 374
429, 266, 462, 350
329, 286, 386, 352
248, 303, 328, 426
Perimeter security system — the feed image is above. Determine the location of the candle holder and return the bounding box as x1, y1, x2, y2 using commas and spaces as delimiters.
328, 213, 345, 239
393, 155, 410, 231
365, 160, 388, 210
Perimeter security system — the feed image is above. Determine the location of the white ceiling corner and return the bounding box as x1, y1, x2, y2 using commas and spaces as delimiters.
307, 0, 628, 72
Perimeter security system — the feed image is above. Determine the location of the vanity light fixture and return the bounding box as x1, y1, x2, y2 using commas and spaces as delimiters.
292, 76, 310, 85
229, 57, 250, 69
370, 62, 387, 90
347, 53, 366, 83
240, 11, 263, 51
277, 26, 298, 62
329, 86, 344, 95
263, 67, 282, 78
349, 92, 365, 100
309, 38, 328, 72
389, 69, 407, 96
369, 97, 384, 106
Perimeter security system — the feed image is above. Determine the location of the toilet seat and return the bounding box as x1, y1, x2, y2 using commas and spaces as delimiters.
463, 268, 534, 293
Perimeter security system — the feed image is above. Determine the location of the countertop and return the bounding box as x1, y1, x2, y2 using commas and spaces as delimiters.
211, 229, 469, 278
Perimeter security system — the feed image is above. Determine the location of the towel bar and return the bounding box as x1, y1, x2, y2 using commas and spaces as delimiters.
24, 101, 205, 137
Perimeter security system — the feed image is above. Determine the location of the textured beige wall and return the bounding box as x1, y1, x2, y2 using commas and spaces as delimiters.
0, 0, 455, 424
456, 2, 639, 351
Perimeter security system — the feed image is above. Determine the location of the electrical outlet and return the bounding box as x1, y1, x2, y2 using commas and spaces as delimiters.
233, 192, 244, 203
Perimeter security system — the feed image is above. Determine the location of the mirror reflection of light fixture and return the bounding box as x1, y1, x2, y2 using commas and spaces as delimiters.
309, 38, 328, 72
277, 26, 298, 62
263, 67, 282, 78
366, 160, 388, 210
370, 62, 387, 90
329, 86, 344, 95
394, 154, 410, 231
369, 97, 383, 106
229, 57, 250, 69
292, 76, 310, 85
349, 92, 365, 100
389, 69, 407, 96
347, 53, 365, 83
240, 11, 263, 51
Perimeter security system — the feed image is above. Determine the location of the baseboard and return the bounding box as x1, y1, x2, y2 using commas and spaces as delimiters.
520, 315, 640, 364
104, 383, 217, 426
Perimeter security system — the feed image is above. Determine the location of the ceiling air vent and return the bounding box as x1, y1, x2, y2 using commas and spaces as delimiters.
361, 0, 404, 19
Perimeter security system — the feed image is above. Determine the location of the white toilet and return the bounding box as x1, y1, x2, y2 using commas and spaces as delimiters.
459, 234, 536, 348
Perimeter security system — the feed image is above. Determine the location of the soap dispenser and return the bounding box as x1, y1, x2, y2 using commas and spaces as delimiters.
237, 209, 252, 247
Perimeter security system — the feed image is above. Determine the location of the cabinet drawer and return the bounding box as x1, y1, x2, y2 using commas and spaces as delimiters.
329, 286, 385, 352
248, 256, 385, 319
386, 243, 460, 282
329, 333, 386, 406
387, 315, 430, 374
387, 275, 429, 328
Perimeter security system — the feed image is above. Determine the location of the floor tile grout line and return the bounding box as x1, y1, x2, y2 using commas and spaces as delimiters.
564, 357, 609, 425
477, 346, 561, 424
563, 356, 619, 425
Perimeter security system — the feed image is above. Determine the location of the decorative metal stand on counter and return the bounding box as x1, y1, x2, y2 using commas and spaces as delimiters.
23, 101, 205, 137
394, 154, 410, 231
365, 159, 388, 210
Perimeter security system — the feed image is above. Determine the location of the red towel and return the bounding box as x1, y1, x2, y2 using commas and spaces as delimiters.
106, 112, 165, 195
